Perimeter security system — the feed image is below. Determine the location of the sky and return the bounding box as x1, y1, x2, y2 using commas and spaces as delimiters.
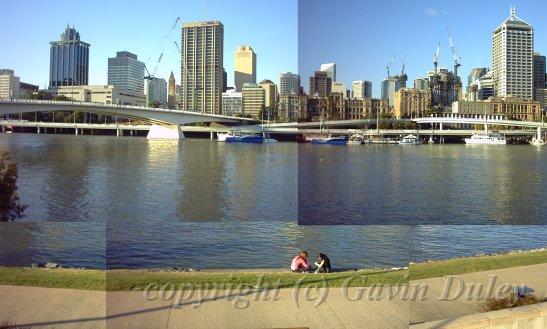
299, 0, 547, 97
2, 0, 545, 98
0, 0, 297, 89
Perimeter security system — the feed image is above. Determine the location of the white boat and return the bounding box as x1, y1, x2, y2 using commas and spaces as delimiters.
530, 127, 545, 146
348, 134, 363, 145
217, 132, 230, 142
530, 137, 545, 146
465, 131, 506, 145
399, 134, 422, 145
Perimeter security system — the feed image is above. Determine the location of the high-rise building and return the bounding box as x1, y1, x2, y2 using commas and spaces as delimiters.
428, 68, 461, 108
107, 51, 145, 93
258, 79, 278, 108
279, 72, 300, 96
234, 45, 256, 91
242, 83, 265, 118
309, 71, 331, 98
331, 81, 346, 97
0, 69, 20, 100
320, 63, 336, 82
222, 89, 243, 116
468, 68, 488, 88
533, 53, 546, 100
168, 71, 176, 108
492, 7, 533, 100
381, 75, 407, 107
181, 21, 224, 114
352, 80, 372, 99
413, 78, 430, 91
49, 25, 89, 87
144, 76, 167, 107
394, 88, 431, 118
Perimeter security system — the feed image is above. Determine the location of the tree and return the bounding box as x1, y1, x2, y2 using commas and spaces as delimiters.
0, 151, 27, 221
53, 95, 72, 101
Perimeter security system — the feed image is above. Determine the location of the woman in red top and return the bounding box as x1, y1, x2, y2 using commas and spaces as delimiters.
291, 251, 311, 272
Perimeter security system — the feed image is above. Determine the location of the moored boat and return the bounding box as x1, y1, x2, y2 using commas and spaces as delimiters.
399, 134, 422, 145
309, 135, 347, 145
464, 131, 506, 145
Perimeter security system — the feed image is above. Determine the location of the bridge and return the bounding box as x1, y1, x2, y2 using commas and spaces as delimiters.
412, 114, 545, 129
0, 99, 255, 125
1, 120, 539, 141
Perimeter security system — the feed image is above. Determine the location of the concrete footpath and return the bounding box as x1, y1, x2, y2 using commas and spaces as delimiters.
0, 263, 546, 329
410, 263, 547, 325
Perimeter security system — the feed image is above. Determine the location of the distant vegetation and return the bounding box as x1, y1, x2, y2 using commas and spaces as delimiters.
0, 151, 27, 221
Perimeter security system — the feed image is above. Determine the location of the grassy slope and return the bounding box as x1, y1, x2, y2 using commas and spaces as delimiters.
409, 250, 547, 280
0, 267, 106, 290
1, 250, 545, 291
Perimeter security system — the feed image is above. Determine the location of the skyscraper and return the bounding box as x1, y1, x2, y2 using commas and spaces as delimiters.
181, 21, 224, 114
352, 80, 372, 99
234, 45, 256, 91
279, 72, 300, 96
309, 71, 331, 98
0, 69, 20, 100
168, 71, 176, 108
533, 53, 546, 100
413, 78, 429, 91
381, 75, 406, 107
107, 51, 145, 93
468, 68, 488, 88
144, 76, 167, 108
49, 25, 90, 87
258, 79, 278, 108
492, 7, 533, 99
320, 63, 336, 82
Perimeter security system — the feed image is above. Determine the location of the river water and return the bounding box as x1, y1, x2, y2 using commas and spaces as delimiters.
0, 134, 545, 269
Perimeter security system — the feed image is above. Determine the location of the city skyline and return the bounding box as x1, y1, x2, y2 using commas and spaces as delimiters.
0, 0, 297, 90
299, 0, 546, 97
1, 1, 545, 99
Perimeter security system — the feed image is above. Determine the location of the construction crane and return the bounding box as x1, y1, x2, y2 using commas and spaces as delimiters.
433, 42, 440, 74
446, 28, 461, 77
386, 56, 394, 77
145, 52, 164, 79
401, 51, 405, 75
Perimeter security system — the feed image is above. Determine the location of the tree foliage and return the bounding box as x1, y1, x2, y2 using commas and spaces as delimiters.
0, 151, 27, 221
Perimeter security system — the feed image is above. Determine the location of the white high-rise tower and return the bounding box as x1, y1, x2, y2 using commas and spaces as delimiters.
492, 6, 534, 99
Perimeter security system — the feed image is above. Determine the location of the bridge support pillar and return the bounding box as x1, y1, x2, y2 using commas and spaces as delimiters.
116, 129, 121, 138
1, 125, 4, 133
147, 125, 185, 140
75, 128, 79, 136
210, 131, 214, 140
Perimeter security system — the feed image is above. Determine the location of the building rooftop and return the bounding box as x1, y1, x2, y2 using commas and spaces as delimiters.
495, 6, 532, 31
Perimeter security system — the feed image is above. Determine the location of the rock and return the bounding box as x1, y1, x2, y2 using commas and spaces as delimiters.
45, 262, 59, 269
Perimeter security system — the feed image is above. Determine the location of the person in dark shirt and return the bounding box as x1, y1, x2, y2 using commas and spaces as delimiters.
314, 253, 331, 273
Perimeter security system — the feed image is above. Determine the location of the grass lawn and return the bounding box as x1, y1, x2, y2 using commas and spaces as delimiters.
409, 250, 547, 280
0, 267, 106, 290
106, 268, 408, 291
1, 250, 545, 291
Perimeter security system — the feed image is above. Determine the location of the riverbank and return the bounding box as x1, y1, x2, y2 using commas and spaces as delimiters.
1, 249, 545, 291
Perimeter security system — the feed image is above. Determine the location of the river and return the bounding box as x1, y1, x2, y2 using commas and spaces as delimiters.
0, 134, 545, 269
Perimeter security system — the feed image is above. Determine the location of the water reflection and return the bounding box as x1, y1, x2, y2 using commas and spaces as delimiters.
299, 144, 546, 224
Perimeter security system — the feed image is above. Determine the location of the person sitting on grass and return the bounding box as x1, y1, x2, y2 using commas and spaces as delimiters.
314, 253, 331, 273
291, 251, 311, 272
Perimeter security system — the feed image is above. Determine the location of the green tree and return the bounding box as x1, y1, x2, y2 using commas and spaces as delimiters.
0, 151, 27, 221
53, 95, 72, 101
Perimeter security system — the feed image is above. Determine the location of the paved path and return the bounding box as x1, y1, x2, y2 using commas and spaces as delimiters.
410, 263, 547, 325
1, 263, 545, 329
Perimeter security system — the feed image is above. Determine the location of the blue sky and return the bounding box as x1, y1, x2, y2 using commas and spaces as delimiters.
299, 0, 546, 97
2, 0, 545, 98
0, 0, 297, 89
